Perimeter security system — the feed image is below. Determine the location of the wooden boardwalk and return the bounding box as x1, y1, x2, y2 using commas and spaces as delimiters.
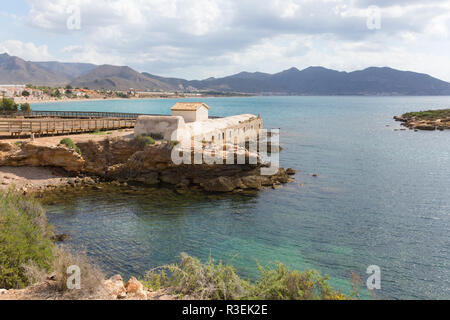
0, 118, 135, 137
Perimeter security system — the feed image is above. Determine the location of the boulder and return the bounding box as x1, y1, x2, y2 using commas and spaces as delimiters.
135, 172, 159, 185
241, 175, 262, 189
286, 168, 296, 175
125, 276, 147, 299
104, 274, 126, 298
201, 176, 242, 192
51, 233, 71, 242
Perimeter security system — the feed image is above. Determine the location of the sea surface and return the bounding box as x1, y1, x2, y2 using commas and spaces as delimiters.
32, 96, 450, 299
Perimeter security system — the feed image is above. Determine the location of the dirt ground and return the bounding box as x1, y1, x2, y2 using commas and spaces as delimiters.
0, 166, 73, 191
0, 128, 134, 145
0, 128, 135, 191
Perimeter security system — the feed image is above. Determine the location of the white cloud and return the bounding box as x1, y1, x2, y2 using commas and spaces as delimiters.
16, 0, 450, 81
0, 40, 53, 61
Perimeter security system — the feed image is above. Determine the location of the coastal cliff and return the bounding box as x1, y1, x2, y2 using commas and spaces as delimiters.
0, 136, 294, 193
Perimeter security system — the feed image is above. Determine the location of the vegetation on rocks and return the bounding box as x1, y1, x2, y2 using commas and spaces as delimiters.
144, 253, 349, 300
394, 108, 450, 131
133, 134, 156, 147
0, 189, 54, 289
59, 138, 82, 155
401, 109, 450, 120
0, 189, 104, 296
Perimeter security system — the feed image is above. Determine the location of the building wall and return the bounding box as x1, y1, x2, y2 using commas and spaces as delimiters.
196, 107, 209, 121
134, 114, 263, 146
171, 106, 208, 122
134, 115, 186, 141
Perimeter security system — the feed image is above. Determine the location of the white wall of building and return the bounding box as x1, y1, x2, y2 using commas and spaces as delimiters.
171, 106, 208, 122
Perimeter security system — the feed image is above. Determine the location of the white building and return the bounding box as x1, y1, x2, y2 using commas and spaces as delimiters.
135, 102, 262, 146
171, 102, 209, 122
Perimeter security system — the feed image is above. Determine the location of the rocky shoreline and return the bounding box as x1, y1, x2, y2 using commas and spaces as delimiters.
393, 109, 450, 131
0, 135, 295, 195
0, 274, 179, 300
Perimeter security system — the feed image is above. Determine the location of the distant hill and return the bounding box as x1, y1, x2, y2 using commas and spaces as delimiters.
70, 65, 174, 91
0, 53, 96, 86
34, 61, 96, 82
175, 66, 450, 95
2, 52, 450, 95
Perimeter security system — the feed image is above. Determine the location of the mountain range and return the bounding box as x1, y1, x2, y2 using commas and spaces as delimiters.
1, 52, 450, 95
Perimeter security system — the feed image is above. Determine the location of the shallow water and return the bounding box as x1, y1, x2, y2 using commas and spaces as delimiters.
34, 96, 450, 299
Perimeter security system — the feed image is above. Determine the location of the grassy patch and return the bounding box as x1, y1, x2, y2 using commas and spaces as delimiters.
89, 130, 113, 135
144, 253, 349, 300
133, 134, 155, 148
0, 189, 54, 289
402, 109, 450, 120
59, 138, 82, 155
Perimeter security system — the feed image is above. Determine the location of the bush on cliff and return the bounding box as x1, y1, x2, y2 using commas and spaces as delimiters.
0, 189, 54, 289
133, 134, 155, 148
59, 138, 81, 155
144, 253, 348, 300
247, 263, 347, 300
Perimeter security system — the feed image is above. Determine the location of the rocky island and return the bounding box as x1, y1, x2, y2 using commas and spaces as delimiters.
394, 109, 450, 131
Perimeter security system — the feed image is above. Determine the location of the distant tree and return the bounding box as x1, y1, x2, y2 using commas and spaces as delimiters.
21, 90, 30, 97
65, 85, 73, 90
65, 89, 72, 95
20, 103, 31, 113
0, 98, 18, 112
51, 89, 61, 97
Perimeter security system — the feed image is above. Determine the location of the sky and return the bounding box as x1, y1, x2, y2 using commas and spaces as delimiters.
0, 0, 449, 81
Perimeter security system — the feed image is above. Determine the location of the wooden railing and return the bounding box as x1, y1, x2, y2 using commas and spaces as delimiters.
0, 118, 135, 137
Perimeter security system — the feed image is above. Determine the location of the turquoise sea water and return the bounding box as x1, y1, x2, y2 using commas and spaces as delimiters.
33, 96, 450, 299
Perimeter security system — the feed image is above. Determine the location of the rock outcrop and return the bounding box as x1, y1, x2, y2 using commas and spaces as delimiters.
0, 142, 84, 172
0, 137, 295, 193
394, 115, 450, 131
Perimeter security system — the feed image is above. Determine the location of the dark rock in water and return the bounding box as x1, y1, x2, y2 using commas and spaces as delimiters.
52, 233, 71, 242
286, 168, 296, 175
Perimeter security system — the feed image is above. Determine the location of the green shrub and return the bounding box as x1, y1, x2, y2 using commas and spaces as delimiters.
144, 253, 349, 300
402, 109, 450, 120
20, 103, 31, 113
59, 138, 81, 155
145, 253, 249, 300
0, 189, 54, 289
133, 134, 155, 147
246, 263, 347, 300
0, 97, 18, 112
167, 140, 180, 148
